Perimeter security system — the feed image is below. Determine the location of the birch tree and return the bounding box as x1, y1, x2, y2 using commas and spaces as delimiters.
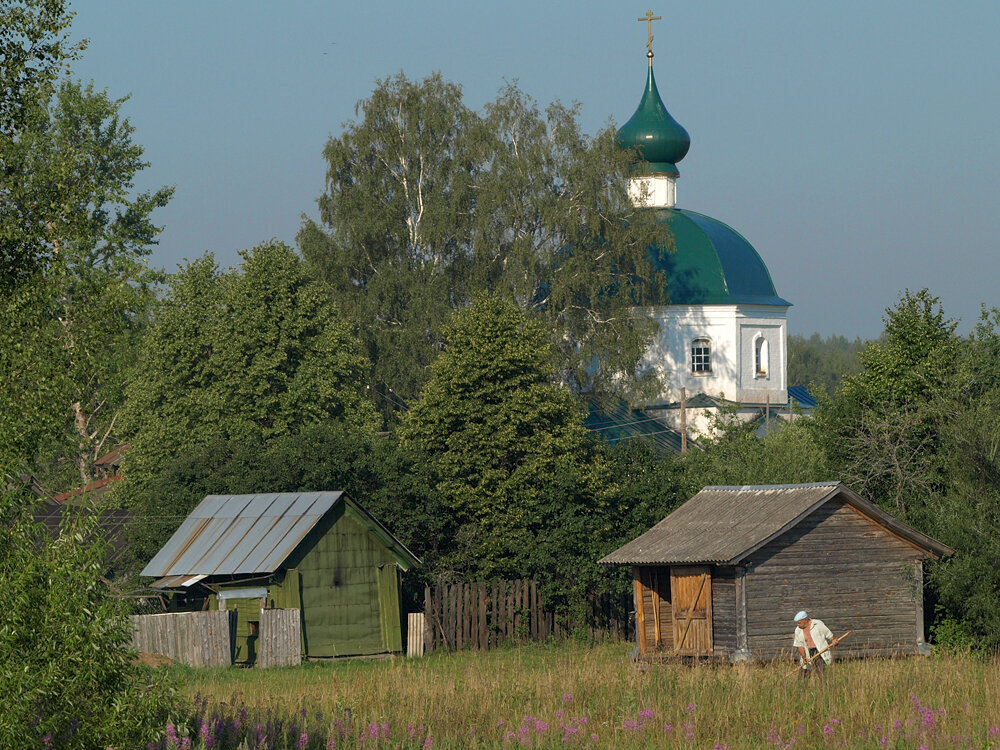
299, 73, 668, 422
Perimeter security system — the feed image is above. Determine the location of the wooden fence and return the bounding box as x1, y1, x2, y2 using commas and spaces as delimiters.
257, 608, 302, 668
132, 610, 235, 667
418, 580, 629, 654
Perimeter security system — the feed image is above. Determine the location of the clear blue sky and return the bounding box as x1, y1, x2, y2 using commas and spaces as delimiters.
71, 1, 1000, 339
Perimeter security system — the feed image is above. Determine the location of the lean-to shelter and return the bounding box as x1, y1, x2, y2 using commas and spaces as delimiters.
599, 482, 951, 661
143, 491, 419, 661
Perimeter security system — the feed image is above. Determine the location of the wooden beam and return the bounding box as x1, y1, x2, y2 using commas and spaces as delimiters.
735, 565, 748, 656
633, 567, 647, 655
650, 569, 662, 647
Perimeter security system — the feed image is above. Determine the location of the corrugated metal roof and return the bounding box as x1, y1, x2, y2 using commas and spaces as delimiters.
788, 385, 818, 409
584, 399, 690, 454
141, 492, 342, 579
599, 482, 952, 566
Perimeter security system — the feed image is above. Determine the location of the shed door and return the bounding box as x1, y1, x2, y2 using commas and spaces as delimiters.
671, 566, 712, 656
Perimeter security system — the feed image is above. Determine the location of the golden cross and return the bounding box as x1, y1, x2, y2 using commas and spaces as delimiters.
638, 10, 661, 55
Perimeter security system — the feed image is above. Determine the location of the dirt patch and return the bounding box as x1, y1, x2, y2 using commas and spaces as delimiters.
134, 652, 176, 668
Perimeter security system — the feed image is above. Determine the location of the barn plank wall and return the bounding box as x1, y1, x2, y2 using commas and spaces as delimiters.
635, 566, 672, 655
711, 567, 736, 656
744, 500, 924, 660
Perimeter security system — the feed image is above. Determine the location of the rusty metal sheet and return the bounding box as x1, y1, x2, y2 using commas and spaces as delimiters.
233, 493, 336, 575
141, 492, 342, 579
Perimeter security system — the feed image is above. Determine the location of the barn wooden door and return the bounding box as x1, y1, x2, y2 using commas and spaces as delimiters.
670, 566, 712, 656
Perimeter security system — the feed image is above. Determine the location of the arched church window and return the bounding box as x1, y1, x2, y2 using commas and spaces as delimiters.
755, 336, 769, 377
691, 338, 711, 373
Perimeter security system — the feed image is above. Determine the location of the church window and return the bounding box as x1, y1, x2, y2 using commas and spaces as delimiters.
755, 336, 769, 377
691, 338, 711, 373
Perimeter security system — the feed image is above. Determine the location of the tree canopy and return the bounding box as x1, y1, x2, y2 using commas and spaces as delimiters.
117, 242, 378, 565
299, 73, 669, 423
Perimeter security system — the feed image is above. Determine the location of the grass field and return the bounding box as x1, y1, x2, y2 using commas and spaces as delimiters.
169, 641, 1000, 749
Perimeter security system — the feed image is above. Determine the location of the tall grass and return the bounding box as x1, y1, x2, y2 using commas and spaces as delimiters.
170, 641, 1000, 748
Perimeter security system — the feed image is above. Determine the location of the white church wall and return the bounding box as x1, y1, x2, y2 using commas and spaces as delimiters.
735, 306, 788, 405
639, 303, 788, 407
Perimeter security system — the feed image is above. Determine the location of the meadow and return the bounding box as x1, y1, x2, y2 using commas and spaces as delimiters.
162, 641, 1000, 749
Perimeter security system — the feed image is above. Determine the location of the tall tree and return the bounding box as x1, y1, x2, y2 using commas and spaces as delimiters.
2, 4, 171, 483
118, 242, 378, 565
299, 73, 667, 422
812, 289, 958, 520
398, 294, 608, 611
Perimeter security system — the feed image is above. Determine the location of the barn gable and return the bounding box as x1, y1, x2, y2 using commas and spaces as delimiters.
601, 482, 952, 662
142, 491, 419, 661
599, 482, 951, 566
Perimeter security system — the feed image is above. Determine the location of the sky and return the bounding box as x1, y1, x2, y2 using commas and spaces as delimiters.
70, 1, 1000, 340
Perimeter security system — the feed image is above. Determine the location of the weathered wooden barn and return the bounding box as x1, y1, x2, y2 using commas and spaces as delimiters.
599, 482, 952, 661
143, 491, 419, 662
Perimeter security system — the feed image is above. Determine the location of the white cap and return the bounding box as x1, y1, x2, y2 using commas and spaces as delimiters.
794, 610, 808, 622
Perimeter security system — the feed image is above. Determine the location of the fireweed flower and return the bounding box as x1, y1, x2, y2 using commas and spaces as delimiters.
562, 693, 572, 704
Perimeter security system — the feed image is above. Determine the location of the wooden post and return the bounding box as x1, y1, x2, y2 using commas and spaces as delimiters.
680, 387, 687, 453
734, 565, 749, 661
649, 569, 662, 648
633, 567, 647, 656
915, 560, 928, 655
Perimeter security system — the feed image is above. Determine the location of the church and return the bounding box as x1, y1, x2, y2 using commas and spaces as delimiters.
589, 15, 812, 449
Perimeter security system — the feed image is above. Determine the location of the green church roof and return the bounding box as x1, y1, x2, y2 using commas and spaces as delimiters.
651, 209, 791, 306
617, 63, 690, 176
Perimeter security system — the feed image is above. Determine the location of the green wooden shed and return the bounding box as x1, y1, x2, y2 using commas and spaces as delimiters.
143, 491, 419, 661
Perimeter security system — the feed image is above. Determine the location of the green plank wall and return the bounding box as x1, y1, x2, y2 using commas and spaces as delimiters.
295, 504, 401, 657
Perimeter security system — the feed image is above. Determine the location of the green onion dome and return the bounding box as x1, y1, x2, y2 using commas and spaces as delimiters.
617, 63, 690, 176
650, 209, 790, 306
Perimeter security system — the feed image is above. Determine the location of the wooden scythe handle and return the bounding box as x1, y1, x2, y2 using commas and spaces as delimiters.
786, 630, 853, 677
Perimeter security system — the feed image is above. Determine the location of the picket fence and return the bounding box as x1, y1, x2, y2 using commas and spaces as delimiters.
132, 610, 235, 667
414, 580, 629, 654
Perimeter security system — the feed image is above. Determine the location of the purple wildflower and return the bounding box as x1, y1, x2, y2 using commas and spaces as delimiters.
423, 739, 433, 749
563, 693, 573, 704
295, 731, 309, 749
664, 723, 673, 734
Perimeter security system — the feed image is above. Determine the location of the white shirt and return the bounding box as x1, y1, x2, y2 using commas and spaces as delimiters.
793, 618, 835, 664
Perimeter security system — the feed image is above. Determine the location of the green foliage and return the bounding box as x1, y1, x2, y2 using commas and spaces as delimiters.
920, 309, 1000, 651
398, 295, 614, 612
685, 415, 830, 488
299, 73, 666, 423
787, 332, 866, 397
118, 242, 378, 568
137, 423, 444, 589
0, 491, 170, 748
0, 0, 81, 141
6, 80, 171, 488
813, 289, 958, 521
840, 289, 958, 408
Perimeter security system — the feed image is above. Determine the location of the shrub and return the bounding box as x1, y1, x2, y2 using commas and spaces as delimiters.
0, 490, 172, 748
